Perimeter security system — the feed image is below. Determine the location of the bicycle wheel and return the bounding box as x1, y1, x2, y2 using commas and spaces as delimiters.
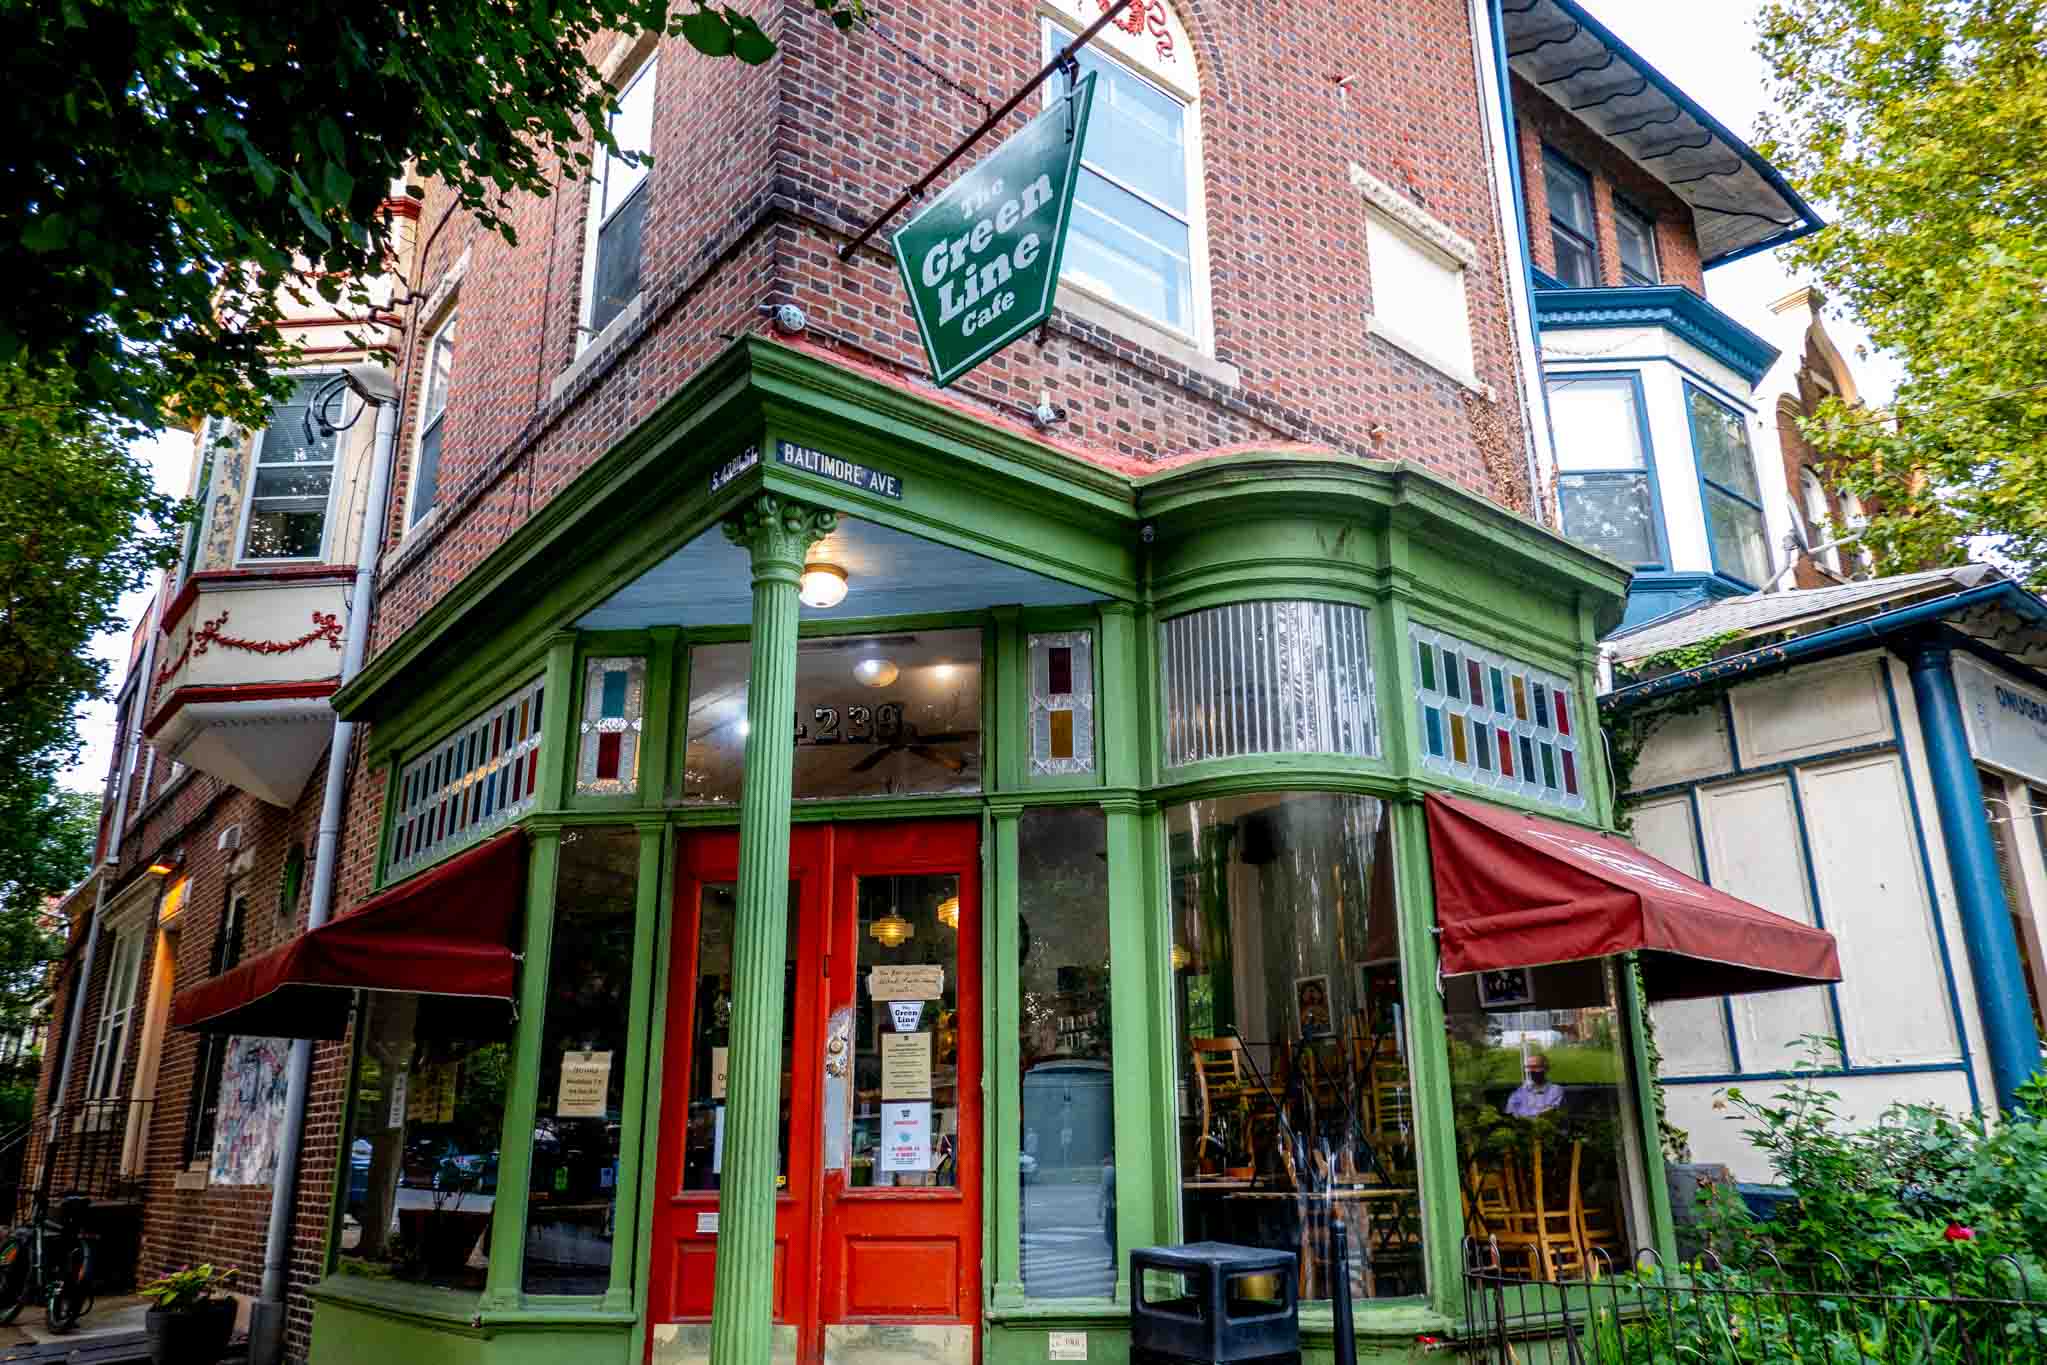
0, 1231, 30, 1325
43, 1243, 87, 1333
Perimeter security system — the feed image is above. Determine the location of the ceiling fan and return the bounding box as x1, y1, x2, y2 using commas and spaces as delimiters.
849, 723, 974, 774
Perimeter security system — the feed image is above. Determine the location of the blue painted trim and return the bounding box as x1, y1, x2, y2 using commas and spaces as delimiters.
1530, 0, 1825, 268
1781, 764, 1854, 1065
1684, 785, 1743, 1074
1546, 368, 1669, 569
1719, 691, 1743, 771
1880, 660, 1984, 1114
1552, 353, 1759, 416
1604, 582, 2047, 710
1663, 1061, 1973, 1088
1630, 737, 1900, 802
1906, 642, 2043, 1109
1534, 287, 1781, 386
1683, 382, 1768, 591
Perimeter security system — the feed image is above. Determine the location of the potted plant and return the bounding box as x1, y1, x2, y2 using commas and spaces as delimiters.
138, 1263, 237, 1365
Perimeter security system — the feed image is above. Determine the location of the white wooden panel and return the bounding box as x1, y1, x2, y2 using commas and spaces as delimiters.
1799, 755, 1960, 1064
1631, 705, 1733, 792
1697, 776, 1835, 1071
1630, 796, 1735, 1075
1665, 1068, 1973, 1182
1732, 656, 1891, 767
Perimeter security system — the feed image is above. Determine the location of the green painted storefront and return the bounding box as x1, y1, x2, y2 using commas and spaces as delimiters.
311, 336, 1659, 1365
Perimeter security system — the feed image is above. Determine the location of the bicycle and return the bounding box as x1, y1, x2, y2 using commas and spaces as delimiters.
0, 1191, 96, 1332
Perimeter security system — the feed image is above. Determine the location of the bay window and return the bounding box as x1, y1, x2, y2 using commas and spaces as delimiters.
240, 376, 339, 561
1548, 374, 1661, 566
1686, 385, 1771, 587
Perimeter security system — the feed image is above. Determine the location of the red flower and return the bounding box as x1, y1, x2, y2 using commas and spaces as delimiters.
1946, 1224, 1976, 1242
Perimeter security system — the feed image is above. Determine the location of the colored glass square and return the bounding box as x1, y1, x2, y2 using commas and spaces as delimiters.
1562, 750, 1579, 795
1490, 667, 1507, 715
1467, 659, 1484, 703
1048, 708, 1075, 759
1533, 683, 1549, 730
1450, 714, 1469, 763
1418, 642, 1437, 691
1498, 730, 1514, 776
1540, 742, 1557, 789
1424, 706, 1445, 758
1048, 646, 1073, 695
1554, 690, 1572, 736
1474, 723, 1492, 771
1512, 675, 1529, 721
600, 668, 629, 720
1444, 649, 1462, 700
1519, 735, 1537, 780
596, 731, 623, 781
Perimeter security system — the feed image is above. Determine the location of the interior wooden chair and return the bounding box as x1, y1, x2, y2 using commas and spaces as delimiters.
1190, 1037, 1262, 1174
1486, 1142, 1590, 1281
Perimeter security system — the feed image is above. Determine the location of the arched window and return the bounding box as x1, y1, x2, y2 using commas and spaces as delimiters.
1799, 467, 1840, 573
1040, 0, 1209, 347
1838, 489, 1874, 574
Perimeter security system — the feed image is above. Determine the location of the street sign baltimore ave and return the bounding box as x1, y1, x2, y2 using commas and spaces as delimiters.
892, 72, 1096, 388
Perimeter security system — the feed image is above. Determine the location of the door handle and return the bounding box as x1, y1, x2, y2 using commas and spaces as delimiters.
821, 1005, 854, 1173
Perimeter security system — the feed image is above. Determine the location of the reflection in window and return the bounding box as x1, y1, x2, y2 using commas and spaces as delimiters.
1018, 807, 1113, 1298
853, 874, 961, 1189
682, 630, 982, 803
337, 995, 511, 1292
1168, 793, 1422, 1301
1159, 601, 1376, 768
1981, 771, 2047, 1037
1542, 151, 1599, 289
681, 883, 798, 1191
1686, 386, 1770, 586
522, 827, 639, 1294
1549, 375, 1659, 566
586, 56, 656, 337
241, 376, 339, 560
1614, 203, 1659, 287
1411, 623, 1583, 811
1446, 963, 1639, 1281
411, 312, 455, 525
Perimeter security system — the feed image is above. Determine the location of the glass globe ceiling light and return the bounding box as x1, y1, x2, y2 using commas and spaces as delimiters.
854, 656, 899, 688
799, 562, 849, 609
869, 911, 915, 947
936, 895, 960, 929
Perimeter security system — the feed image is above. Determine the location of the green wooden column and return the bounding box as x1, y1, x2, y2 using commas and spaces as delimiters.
710, 494, 836, 1365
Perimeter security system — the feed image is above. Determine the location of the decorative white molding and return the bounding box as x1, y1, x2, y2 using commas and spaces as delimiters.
1347, 163, 1480, 269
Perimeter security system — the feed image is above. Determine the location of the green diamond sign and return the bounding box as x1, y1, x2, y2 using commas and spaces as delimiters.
892, 73, 1096, 388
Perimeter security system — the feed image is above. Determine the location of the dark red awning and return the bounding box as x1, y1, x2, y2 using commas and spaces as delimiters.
170, 829, 528, 1039
1425, 793, 1840, 1000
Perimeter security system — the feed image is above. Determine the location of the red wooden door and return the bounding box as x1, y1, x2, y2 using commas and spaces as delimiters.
647, 820, 981, 1365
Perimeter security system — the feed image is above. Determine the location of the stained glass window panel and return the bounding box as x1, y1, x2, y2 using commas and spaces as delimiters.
390, 676, 546, 877
1029, 631, 1095, 777
1409, 624, 1584, 812
1160, 601, 1376, 767
577, 656, 646, 797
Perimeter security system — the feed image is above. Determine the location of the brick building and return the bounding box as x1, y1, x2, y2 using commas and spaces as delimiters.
43, 2, 1850, 1363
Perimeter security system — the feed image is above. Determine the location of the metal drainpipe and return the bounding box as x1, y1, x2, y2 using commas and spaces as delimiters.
48, 623, 155, 1139
248, 393, 398, 1365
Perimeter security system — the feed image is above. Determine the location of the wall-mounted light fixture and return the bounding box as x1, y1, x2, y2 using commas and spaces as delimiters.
800, 563, 849, 609
147, 849, 185, 877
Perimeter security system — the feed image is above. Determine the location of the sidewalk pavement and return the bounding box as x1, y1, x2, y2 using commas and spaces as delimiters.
0, 1295, 148, 1356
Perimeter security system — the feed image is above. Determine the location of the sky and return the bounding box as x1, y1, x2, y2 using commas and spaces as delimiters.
56, 1, 1902, 792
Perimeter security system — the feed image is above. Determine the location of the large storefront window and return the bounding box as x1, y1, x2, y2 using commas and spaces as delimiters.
682, 630, 982, 802
337, 995, 511, 1292
1167, 792, 1423, 1300
522, 827, 639, 1294
1018, 807, 1114, 1299
680, 884, 799, 1190
1447, 962, 1639, 1281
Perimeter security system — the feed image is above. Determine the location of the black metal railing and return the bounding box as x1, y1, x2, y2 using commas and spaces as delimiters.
0, 1097, 154, 1224
1461, 1236, 2047, 1364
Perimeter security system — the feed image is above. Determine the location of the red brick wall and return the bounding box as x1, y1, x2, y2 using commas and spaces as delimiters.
1512, 76, 1706, 294
371, 0, 1542, 657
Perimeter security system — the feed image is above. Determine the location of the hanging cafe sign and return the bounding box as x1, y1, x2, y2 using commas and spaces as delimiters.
889, 73, 1095, 388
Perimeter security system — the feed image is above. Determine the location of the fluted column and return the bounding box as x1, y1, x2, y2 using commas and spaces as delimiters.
710, 495, 835, 1365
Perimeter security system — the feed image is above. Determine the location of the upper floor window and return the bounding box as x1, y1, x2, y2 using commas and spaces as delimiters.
410, 311, 456, 526
1798, 467, 1840, 573
1043, 13, 1204, 341
1548, 374, 1660, 566
1686, 385, 1771, 587
583, 54, 657, 342
87, 927, 147, 1103
1614, 202, 1660, 287
1542, 149, 1599, 289
240, 376, 339, 561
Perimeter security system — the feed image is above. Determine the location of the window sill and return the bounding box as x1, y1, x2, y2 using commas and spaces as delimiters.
1055, 287, 1239, 389
1366, 317, 1491, 398
550, 294, 645, 405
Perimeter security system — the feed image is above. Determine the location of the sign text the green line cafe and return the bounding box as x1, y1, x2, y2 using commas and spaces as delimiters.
892, 73, 1096, 388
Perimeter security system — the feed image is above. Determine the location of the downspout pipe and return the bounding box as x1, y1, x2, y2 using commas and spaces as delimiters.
249, 392, 398, 1365
1906, 640, 2044, 1110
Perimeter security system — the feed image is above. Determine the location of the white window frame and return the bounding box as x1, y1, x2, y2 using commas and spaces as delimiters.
86, 926, 147, 1103
1039, 9, 1213, 355
407, 307, 458, 527
1799, 467, 1841, 573
235, 369, 344, 566
576, 49, 659, 353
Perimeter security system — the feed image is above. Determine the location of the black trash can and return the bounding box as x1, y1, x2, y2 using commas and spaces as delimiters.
1130, 1242, 1301, 1364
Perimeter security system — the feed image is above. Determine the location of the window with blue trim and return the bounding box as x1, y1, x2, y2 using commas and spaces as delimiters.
1542, 149, 1600, 289
1548, 375, 1660, 566
1685, 385, 1771, 586
1614, 201, 1660, 287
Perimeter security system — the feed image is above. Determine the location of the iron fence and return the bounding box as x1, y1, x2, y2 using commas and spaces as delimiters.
0, 1097, 153, 1225
1460, 1236, 2047, 1364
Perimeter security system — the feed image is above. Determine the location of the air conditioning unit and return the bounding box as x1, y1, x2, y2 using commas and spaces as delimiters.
217, 825, 243, 853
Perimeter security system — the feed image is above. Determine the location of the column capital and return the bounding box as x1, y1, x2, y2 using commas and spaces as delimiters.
722, 494, 837, 580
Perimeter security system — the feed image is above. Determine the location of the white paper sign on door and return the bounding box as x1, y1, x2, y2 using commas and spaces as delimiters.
1048, 1331, 1088, 1360
881, 1032, 932, 1100
878, 1101, 932, 1172
386, 1071, 409, 1130
869, 965, 945, 1000
710, 1046, 729, 1100
888, 1000, 926, 1032
557, 1050, 613, 1118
